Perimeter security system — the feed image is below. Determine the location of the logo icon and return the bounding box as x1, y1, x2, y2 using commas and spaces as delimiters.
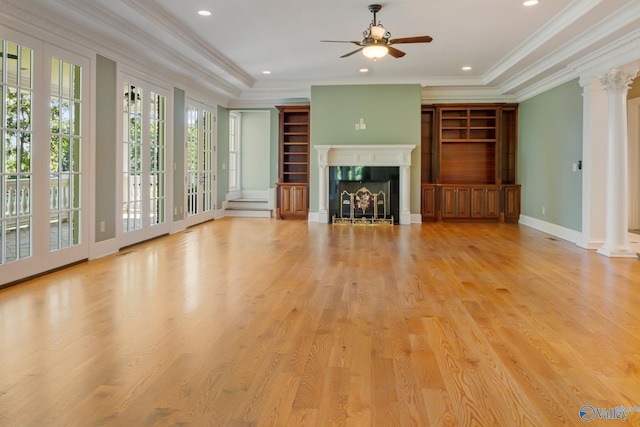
580, 405, 596, 422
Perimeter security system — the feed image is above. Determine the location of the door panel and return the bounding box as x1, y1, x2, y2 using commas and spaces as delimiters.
185, 102, 216, 227
1, 38, 91, 284
119, 79, 170, 247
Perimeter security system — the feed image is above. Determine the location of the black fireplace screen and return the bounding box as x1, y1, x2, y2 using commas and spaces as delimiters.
328, 166, 400, 224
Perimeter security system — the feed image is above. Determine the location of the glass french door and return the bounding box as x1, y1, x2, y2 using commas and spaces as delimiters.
120, 79, 169, 247
1, 34, 90, 285
1, 38, 35, 279
185, 102, 216, 227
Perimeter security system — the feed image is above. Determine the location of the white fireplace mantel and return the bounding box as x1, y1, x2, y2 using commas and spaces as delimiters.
315, 144, 415, 225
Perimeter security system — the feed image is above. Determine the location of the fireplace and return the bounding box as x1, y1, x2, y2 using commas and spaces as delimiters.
315, 145, 415, 225
329, 166, 399, 224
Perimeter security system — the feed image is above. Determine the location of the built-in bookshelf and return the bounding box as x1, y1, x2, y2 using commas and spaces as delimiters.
276, 105, 310, 219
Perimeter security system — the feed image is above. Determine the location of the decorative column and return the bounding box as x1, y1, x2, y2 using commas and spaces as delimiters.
400, 164, 412, 225
577, 76, 608, 250
318, 163, 328, 223
316, 146, 329, 223
597, 69, 638, 258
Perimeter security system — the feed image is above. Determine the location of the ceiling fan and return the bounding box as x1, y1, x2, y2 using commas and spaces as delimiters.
321, 4, 433, 60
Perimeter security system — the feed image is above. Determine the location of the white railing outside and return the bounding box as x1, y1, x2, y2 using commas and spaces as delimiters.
4, 176, 70, 221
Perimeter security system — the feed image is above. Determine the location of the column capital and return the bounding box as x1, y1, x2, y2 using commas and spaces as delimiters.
599, 69, 638, 91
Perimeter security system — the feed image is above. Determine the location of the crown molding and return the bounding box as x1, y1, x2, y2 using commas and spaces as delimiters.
421, 86, 518, 104
2, 1, 242, 101
514, 68, 577, 102
484, 0, 602, 85
121, 0, 254, 89
499, 1, 640, 95
59, 0, 244, 99
515, 26, 640, 102
569, 28, 640, 78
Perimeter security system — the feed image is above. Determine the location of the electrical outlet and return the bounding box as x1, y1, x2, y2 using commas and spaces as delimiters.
100, 221, 105, 232
542, 207, 546, 215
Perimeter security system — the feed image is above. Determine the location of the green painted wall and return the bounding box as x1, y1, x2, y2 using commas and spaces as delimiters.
173, 88, 186, 221
217, 106, 230, 208
519, 79, 583, 231
269, 109, 279, 187
241, 111, 271, 190
95, 55, 117, 242
309, 84, 422, 214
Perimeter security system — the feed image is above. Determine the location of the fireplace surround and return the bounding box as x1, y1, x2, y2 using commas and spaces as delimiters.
315, 145, 415, 225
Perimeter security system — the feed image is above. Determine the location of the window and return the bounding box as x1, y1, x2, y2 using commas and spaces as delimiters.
228, 112, 240, 192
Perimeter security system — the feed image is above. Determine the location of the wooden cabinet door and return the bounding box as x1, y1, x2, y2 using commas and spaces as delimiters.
292, 186, 308, 216
442, 186, 470, 218
280, 186, 294, 216
485, 187, 500, 218
421, 185, 437, 220
457, 187, 470, 218
503, 185, 521, 222
280, 185, 308, 219
471, 186, 500, 219
441, 187, 457, 218
470, 187, 485, 218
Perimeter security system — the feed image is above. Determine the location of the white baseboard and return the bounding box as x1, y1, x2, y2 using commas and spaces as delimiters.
89, 238, 118, 260
411, 214, 422, 224
170, 219, 186, 234
308, 212, 319, 222
518, 215, 582, 245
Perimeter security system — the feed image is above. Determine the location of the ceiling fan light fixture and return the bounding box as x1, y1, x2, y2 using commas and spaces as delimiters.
370, 25, 386, 40
362, 42, 388, 59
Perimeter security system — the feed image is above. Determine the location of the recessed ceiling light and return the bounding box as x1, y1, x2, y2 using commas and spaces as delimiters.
359, 68, 369, 73
198, 10, 212, 16
262, 70, 271, 74
523, 0, 539, 6
462, 66, 472, 71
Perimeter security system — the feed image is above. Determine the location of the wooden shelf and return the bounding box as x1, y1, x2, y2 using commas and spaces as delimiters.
277, 105, 310, 219
421, 103, 520, 222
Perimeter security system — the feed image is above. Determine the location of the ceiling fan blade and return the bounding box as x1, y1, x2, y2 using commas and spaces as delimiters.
321, 40, 363, 45
340, 48, 364, 58
387, 46, 406, 58
389, 36, 433, 45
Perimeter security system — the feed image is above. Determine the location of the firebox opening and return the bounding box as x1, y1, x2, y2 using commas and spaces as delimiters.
328, 166, 400, 224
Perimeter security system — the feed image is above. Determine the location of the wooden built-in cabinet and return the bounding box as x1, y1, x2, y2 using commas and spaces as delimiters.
421, 184, 437, 220
441, 186, 471, 219
421, 103, 521, 223
470, 186, 500, 219
276, 105, 310, 219
279, 185, 308, 219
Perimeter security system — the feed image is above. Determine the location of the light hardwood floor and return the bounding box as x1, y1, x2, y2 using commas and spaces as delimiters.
1, 218, 639, 426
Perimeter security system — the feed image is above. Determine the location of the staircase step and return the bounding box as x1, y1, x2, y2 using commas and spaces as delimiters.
227, 199, 270, 210
225, 209, 272, 218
